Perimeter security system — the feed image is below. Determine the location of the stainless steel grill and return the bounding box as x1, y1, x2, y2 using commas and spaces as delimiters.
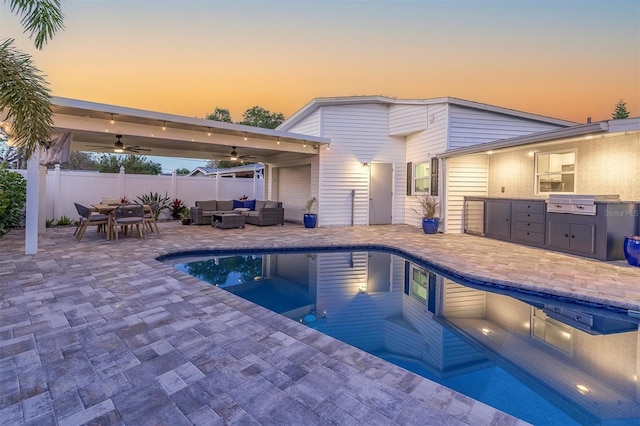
545, 194, 620, 216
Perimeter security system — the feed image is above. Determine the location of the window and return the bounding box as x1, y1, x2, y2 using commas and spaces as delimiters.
413, 162, 430, 193
411, 267, 429, 302
535, 151, 576, 194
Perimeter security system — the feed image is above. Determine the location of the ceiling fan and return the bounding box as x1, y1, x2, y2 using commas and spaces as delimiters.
88, 135, 151, 154
210, 146, 256, 162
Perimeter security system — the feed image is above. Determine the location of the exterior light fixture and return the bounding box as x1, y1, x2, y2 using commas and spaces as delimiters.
487, 150, 494, 155
110, 114, 115, 124
230, 146, 238, 161
162, 121, 166, 131
358, 283, 367, 294
277, 137, 280, 145
303, 143, 307, 148
207, 127, 211, 136
363, 162, 369, 167
243, 132, 248, 141
575, 384, 590, 394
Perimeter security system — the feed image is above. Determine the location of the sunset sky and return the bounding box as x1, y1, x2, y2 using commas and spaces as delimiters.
2, 0, 639, 171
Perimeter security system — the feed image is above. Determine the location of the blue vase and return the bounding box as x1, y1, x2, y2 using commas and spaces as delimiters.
304, 213, 317, 228
422, 218, 439, 234
623, 236, 640, 267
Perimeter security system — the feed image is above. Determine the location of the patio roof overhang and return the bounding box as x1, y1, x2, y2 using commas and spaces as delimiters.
437, 118, 640, 159
49, 97, 331, 163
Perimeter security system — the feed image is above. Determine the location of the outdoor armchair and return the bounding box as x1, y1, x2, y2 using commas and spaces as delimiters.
113, 204, 145, 241
74, 202, 109, 241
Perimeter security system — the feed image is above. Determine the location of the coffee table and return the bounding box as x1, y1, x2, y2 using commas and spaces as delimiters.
211, 212, 245, 229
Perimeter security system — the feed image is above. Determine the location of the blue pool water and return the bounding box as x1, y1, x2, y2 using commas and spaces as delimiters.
164, 247, 640, 425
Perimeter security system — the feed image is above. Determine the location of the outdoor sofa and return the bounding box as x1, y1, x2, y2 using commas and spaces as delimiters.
191, 200, 284, 226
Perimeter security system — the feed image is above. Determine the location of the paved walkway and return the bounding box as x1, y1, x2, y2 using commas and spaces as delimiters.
1, 222, 639, 425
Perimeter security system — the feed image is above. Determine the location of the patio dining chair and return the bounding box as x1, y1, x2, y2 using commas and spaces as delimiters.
113, 204, 145, 241
143, 201, 160, 234
74, 203, 110, 241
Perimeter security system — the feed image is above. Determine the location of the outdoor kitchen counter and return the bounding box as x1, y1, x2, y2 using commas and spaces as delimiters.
464, 196, 639, 261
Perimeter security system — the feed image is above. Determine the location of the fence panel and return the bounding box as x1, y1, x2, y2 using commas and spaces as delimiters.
15, 169, 264, 221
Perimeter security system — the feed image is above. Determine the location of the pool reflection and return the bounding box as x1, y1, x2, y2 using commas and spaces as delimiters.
172, 250, 640, 424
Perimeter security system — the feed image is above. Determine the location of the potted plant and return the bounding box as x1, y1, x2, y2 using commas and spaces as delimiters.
413, 194, 440, 234
623, 235, 640, 266
180, 208, 191, 225
303, 197, 317, 228
169, 198, 186, 220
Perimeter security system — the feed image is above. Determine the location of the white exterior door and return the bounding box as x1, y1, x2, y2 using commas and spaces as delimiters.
276, 165, 311, 223
369, 163, 393, 225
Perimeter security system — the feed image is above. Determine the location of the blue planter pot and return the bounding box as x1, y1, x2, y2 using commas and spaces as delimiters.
623, 236, 640, 267
304, 213, 317, 228
421, 218, 439, 234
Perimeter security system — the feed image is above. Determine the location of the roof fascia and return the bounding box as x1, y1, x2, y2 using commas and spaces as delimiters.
278, 95, 578, 131
52, 96, 330, 145
438, 122, 609, 158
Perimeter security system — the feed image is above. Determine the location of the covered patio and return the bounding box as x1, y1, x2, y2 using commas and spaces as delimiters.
14, 96, 330, 254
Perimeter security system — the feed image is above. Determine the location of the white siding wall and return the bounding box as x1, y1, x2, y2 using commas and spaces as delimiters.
318, 104, 405, 226
444, 154, 488, 233
286, 109, 322, 136
389, 104, 428, 136
448, 105, 565, 150
404, 104, 449, 227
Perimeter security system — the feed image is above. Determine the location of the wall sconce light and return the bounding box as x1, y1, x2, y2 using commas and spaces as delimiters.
243, 132, 248, 141
363, 162, 369, 167
303, 143, 307, 148
358, 283, 367, 294
162, 121, 166, 131
207, 127, 211, 136
276, 137, 280, 145
110, 113, 115, 124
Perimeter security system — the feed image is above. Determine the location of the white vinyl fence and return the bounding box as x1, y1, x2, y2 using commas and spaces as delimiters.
17, 166, 264, 221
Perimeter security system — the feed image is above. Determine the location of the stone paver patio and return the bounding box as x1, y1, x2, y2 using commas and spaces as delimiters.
1, 221, 639, 425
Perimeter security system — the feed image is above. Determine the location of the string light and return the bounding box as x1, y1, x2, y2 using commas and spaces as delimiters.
110, 114, 114, 124
207, 127, 211, 136
162, 121, 166, 131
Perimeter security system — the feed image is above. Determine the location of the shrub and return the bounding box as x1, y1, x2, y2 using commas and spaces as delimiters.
170, 198, 186, 220
0, 167, 27, 236
46, 218, 56, 228
56, 215, 74, 226
136, 192, 170, 219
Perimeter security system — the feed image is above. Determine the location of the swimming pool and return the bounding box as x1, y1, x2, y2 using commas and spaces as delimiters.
163, 247, 640, 425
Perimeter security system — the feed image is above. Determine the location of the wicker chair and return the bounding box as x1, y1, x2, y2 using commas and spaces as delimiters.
74, 203, 109, 241
113, 204, 145, 241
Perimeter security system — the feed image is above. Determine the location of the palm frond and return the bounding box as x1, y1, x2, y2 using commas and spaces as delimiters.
7, 0, 65, 49
0, 38, 53, 160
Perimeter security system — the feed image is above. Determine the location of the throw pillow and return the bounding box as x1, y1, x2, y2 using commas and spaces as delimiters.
243, 199, 256, 210
233, 200, 244, 209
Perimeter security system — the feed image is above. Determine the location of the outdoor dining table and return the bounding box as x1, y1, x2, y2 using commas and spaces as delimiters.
91, 204, 152, 240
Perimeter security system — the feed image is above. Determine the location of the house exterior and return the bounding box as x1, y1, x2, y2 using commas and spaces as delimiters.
275, 96, 575, 230
187, 164, 265, 179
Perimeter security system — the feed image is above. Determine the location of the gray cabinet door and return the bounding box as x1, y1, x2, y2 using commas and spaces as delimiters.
548, 221, 595, 254
485, 200, 511, 239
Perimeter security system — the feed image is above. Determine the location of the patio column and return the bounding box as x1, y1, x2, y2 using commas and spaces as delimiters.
53, 164, 61, 219
215, 172, 220, 199
171, 170, 177, 199
118, 166, 125, 199
25, 150, 45, 255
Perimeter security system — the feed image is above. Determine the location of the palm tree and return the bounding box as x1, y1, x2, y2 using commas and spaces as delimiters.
0, 0, 65, 160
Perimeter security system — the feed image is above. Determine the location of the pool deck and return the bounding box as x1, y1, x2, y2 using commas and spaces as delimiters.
2, 222, 639, 425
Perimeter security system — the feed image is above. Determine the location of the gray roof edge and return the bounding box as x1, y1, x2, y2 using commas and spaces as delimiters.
278, 95, 578, 131
52, 96, 329, 144
438, 122, 609, 158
